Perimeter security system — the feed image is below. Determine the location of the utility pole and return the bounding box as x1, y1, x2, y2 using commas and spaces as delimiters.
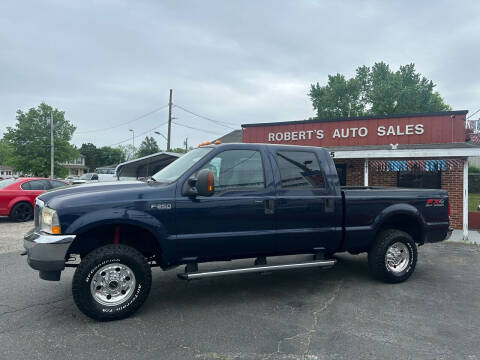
50, 111, 54, 179
184, 137, 188, 151
167, 89, 173, 151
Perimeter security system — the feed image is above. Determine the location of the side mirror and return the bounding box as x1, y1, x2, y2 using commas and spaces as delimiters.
196, 169, 215, 196
182, 169, 214, 197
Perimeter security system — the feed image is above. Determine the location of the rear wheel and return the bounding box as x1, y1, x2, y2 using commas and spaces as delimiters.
72, 244, 152, 321
9, 202, 33, 222
368, 230, 417, 283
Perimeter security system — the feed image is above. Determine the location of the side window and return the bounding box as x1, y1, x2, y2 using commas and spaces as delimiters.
21, 181, 31, 190
197, 150, 265, 192
22, 180, 50, 190
276, 151, 325, 189
50, 180, 66, 189
91, 174, 99, 180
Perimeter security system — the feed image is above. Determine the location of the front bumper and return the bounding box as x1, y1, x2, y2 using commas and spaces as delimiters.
24, 229, 76, 280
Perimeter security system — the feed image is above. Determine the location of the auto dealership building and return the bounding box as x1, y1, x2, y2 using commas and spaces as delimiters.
236, 110, 480, 241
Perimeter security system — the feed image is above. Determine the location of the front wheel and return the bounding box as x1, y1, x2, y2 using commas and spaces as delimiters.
72, 244, 152, 321
368, 230, 417, 283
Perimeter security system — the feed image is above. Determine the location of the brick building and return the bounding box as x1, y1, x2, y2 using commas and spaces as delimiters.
239, 110, 480, 240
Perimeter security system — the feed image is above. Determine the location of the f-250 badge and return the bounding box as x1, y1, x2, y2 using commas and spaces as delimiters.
151, 203, 172, 210
425, 199, 445, 207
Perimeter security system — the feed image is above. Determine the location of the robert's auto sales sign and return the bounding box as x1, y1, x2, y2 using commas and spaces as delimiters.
242, 112, 466, 147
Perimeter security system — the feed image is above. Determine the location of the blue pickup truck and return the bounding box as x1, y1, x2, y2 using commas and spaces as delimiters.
24, 143, 451, 320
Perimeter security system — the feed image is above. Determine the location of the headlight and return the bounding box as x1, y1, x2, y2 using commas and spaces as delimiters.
40, 207, 61, 234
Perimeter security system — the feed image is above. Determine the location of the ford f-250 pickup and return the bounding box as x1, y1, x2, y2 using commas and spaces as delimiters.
23, 143, 451, 320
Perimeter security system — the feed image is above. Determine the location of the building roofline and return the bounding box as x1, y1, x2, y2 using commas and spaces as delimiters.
241, 110, 469, 128
329, 146, 480, 159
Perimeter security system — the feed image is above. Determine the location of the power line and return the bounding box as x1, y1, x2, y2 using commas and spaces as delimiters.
75, 105, 169, 134
467, 108, 480, 120
173, 104, 237, 129
172, 121, 224, 135
106, 122, 168, 147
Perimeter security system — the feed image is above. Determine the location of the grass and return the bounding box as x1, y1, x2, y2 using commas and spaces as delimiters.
468, 193, 480, 212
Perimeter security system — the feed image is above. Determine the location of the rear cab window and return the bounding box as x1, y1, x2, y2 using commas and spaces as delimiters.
275, 150, 326, 189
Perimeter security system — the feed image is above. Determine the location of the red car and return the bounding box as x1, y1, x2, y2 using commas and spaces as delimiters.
0, 178, 67, 222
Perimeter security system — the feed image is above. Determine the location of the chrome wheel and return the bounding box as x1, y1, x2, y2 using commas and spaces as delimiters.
90, 263, 136, 306
385, 242, 410, 275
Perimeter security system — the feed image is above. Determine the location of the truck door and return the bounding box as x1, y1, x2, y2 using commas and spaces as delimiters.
271, 149, 343, 254
175, 148, 276, 259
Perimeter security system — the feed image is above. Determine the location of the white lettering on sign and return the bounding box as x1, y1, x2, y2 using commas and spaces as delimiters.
267, 124, 424, 142
377, 124, 424, 137
331, 127, 369, 138
358, 127, 368, 137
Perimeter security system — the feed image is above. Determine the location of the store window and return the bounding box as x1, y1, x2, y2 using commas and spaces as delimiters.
386, 160, 407, 171
396, 160, 442, 189
335, 164, 346, 186
425, 160, 446, 171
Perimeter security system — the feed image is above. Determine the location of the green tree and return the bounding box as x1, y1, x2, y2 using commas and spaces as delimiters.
309, 62, 450, 119
79, 143, 125, 171
137, 136, 159, 158
170, 147, 188, 154
79, 143, 100, 171
3, 103, 77, 177
309, 73, 365, 119
98, 146, 124, 166
0, 138, 14, 166
117, 144, 137, 162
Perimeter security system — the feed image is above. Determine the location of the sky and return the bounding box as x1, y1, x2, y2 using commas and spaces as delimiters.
1, 0, 479, 150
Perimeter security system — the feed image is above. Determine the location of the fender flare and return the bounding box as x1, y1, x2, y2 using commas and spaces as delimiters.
372, 203, 426, 242
65, 208, 171, 258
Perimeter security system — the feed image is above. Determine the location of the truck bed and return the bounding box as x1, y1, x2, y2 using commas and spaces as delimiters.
341, 186, 449, 252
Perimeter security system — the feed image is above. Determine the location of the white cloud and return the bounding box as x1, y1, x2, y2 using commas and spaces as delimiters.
0, 0, 479, 149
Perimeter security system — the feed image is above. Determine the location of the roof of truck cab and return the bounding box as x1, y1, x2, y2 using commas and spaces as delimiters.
205, 142, 331, 153
212, 142, 327, 149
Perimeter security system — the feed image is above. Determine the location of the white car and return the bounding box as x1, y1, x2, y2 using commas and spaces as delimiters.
71, 173, 116, 185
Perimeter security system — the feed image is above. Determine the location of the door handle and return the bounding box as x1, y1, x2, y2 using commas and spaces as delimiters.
264, 199, 275, 215
325, 198, 335, 213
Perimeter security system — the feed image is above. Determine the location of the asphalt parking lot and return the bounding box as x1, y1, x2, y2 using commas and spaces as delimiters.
0, 223, 479, 360
0, 218, 33, 253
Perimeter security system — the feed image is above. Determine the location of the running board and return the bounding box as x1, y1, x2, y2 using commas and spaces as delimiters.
178, 258, 337, 280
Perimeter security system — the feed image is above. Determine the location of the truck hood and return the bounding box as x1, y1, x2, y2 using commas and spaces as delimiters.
38, 181, 172, 208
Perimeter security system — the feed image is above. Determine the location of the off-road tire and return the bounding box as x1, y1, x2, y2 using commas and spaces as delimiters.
368, 229, 417, 283
72, 244, 152, 321
9, 202, 33, 222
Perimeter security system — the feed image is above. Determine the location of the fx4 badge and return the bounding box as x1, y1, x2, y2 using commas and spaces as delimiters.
151, 203, 172, 210
426, 199, 445, 207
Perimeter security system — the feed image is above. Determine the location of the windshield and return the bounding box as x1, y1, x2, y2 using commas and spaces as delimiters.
152, 147, 213, 183
79, 174, 91, 180
0, 178, 17, 189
